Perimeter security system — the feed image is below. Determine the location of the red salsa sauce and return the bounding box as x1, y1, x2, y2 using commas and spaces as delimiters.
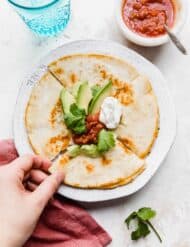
122, 0, 175, 37
73, 113, 105, 145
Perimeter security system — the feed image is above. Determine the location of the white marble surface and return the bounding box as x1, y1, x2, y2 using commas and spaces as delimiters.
0, 0, 190, 246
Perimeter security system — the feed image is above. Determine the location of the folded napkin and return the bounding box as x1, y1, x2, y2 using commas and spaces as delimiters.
0, 139, 112, 247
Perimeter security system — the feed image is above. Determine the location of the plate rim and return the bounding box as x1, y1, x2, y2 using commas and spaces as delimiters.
13, 39, 177, 202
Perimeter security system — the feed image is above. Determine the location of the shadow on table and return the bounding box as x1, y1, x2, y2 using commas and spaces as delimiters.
79, 196, 130, 209
126, 40, 169, 64
78, 184, 149, 210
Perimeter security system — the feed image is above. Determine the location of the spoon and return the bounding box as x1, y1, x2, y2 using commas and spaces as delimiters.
164, 24, 187, 55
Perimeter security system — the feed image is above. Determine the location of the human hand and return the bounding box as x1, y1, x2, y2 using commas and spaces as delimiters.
0, 155, 64, 247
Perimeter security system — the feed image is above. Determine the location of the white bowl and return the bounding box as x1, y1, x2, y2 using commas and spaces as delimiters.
116, 0, 188, 47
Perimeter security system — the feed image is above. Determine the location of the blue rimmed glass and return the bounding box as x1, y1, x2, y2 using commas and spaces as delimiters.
8, 0, 70, 36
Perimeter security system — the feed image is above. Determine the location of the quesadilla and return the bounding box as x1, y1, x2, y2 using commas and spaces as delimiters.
25, 54, 159, 189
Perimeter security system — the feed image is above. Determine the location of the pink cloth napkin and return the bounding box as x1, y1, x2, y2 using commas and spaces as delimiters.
0, 139, 112, 247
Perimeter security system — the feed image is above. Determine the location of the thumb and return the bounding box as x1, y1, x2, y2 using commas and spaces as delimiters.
31, 171, 64, 210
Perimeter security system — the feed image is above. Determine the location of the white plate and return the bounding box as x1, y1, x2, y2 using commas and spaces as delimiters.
13, 40, 176, 202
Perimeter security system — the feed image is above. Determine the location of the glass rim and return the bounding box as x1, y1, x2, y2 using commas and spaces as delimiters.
7, 0, 60, 10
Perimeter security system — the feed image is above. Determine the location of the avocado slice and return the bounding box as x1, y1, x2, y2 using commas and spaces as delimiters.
88, 81, 112, 114
81, 144, 100, 158
67, 145, 81, 158
60, 87, 75, 114
76, 82, 92, 113
72, 81, 83, 98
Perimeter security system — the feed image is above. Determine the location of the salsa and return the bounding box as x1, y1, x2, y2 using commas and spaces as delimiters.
73, 113, 105, 145
122, 0, 175, 37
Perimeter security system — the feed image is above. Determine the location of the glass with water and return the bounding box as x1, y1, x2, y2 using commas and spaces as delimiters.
8, 0, 70, 36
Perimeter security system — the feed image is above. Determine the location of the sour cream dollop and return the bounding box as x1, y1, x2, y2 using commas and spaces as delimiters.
99, 97, 122, 129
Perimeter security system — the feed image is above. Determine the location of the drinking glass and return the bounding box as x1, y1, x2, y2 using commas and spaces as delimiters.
7, 0, 70, 36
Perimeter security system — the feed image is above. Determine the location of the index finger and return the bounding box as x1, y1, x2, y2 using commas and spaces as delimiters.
11, 155, 51, 176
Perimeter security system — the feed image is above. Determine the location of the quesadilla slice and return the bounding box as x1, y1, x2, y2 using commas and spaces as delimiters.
25, 72, 71, 160
116, 75, 159, 158
50, 140, 145, 189
48, 54, 139, 88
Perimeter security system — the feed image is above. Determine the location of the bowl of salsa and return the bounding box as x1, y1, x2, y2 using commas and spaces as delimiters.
116, 0, 188, 46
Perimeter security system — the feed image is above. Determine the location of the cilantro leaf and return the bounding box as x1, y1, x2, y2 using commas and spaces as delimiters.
125, 212, 137, 229
97, 129, 115, 153
72, 122, 86, 134
137, 207, 156, 221
64, 113, 86, 134
64, 103, 86, 134
91, 85, 102, 97
70, 103, 86, 116
131, 221, 150, 240
125, 207, 162, 243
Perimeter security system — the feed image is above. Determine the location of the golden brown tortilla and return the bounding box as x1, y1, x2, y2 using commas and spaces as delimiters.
25, 54, 159, 189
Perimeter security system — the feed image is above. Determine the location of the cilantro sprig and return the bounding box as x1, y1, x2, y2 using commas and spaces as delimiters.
64, 103, 86, 134
125, 207, 162, 243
